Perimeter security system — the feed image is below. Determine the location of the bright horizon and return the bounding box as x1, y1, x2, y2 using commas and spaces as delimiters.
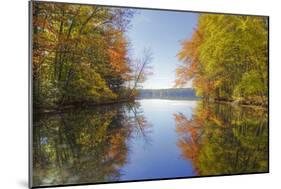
127, 9, 198, 89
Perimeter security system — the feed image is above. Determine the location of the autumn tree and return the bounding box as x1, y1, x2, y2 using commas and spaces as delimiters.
176, 14, 268, 105
32, 2, 143, 108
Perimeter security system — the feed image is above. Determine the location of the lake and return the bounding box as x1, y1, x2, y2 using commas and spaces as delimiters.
32, 99, 268, 187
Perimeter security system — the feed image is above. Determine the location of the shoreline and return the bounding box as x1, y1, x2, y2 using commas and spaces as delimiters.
212, 99, 268, 110
33, 98, 135, 114
33, 97, 268, 114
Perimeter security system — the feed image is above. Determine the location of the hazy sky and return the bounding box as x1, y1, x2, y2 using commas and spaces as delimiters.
127, 9, 198, 89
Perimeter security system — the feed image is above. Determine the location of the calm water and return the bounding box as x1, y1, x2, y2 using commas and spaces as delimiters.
32, 99, 268, 187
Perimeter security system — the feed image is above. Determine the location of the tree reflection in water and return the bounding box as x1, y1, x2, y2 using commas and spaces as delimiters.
33, 100, 268, 187
174, 102, 268, 176
33, 102, 151, 187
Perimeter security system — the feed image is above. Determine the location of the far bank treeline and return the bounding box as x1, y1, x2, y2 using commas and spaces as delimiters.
176, 14, 268, 106
32, 2, 151, 108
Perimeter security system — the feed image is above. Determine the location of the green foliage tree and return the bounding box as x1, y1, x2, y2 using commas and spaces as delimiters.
176, 14, 268, 105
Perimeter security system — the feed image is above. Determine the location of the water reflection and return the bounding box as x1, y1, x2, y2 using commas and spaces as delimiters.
33, 102, 151, 187
33, 100, 268, 187
174, 101, 268, 176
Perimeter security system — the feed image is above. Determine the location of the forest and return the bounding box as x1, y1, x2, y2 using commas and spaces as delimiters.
32, 2, 151, 109
175, 14, 268, 106
33, 2, 268, 109
138, 88, 197, 99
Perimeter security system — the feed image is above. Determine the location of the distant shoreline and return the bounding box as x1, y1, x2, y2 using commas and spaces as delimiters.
138, 88, 198, 99
136, 97, 200, 100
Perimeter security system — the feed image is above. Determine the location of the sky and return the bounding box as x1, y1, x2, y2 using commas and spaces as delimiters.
127, 9, 198, 89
